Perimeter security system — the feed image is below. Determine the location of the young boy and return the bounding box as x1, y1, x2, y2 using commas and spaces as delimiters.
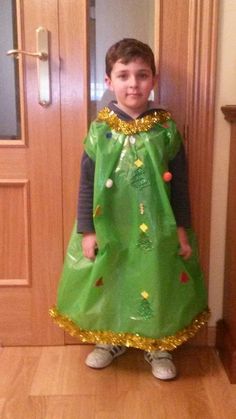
50, 39, 209, 380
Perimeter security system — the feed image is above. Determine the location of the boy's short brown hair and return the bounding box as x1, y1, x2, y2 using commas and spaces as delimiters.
105, 38, 156, 77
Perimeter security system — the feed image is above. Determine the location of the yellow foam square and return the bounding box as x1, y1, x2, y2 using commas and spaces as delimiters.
134, 159, 143, 168
139, 223, 148, 232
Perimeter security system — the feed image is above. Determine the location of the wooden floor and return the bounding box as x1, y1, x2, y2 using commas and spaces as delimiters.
0, 345, 235, 419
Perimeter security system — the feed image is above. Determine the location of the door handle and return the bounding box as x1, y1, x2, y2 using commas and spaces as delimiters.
6, 49, 48, 60
6, 27, 51, 107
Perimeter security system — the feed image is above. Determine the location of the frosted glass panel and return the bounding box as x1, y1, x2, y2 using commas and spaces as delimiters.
0, 0, 21, 139
89, 0, 155, 120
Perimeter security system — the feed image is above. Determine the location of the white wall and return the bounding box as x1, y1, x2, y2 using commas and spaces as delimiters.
209, 0, 236, 327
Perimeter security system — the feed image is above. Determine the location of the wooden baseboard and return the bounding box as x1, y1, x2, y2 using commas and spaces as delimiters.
216, 319, 236, 384
184, 325, 216, 348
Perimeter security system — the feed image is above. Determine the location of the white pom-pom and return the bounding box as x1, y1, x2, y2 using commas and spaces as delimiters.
105, 179, 113, 188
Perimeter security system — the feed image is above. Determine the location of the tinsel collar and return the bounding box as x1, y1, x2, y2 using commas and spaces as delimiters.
97, 107, 171, 135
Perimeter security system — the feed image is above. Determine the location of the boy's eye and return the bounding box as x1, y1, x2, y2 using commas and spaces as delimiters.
115, 72, 150, 81
117, 74, 128, 80
138, 73, 149, 79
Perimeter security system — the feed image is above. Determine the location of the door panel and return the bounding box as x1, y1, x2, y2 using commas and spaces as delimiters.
0, 0, 64, 345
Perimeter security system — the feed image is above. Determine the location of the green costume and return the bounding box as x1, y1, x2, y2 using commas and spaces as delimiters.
50, 108, 209, 351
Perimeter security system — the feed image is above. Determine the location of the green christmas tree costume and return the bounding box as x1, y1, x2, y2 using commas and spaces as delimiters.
50, 108, 209, 351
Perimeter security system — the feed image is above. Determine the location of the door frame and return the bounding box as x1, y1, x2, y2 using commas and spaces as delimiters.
186, 0, 219, 280
157, 0, 219, 345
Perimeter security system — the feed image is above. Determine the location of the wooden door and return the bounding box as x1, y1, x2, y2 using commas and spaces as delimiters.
0, 0, 88, 346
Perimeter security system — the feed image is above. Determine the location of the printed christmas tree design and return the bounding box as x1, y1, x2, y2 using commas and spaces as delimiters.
130, 167, 150, 190
137, 224, 153, 251
137, 232, 153, 251
137, 291, 153, 320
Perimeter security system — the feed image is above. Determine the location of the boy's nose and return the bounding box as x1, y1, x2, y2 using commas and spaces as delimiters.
129, 76, 138, 87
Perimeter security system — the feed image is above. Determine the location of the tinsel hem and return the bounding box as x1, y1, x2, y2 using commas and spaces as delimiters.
49, 307, 210, 352
97, 107, 171, 135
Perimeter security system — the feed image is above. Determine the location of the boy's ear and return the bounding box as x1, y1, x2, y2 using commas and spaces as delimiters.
105, 74, 114, 91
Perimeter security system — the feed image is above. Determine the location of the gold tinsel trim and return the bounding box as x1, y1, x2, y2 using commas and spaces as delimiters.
49, 307, 210, 352
97, 107, 171, 135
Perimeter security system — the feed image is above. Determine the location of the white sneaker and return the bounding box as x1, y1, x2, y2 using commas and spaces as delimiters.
144, 350, 177, 380
85, 344, 127, 369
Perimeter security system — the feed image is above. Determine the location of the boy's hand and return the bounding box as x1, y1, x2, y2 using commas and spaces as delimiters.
177, 227, 192, 260
82, 232, 97, 260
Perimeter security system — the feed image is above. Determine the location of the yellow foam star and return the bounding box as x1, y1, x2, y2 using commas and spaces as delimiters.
134, 159, 143, 168
141, 291, 149, 299
139, 223, 148, 232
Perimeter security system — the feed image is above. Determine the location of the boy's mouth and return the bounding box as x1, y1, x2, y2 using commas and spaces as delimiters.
127, 93, 141, 97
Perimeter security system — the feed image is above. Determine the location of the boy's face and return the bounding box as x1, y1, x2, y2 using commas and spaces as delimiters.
105, 58, 156, 118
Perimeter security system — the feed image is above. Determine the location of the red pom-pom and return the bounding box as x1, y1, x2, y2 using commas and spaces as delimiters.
163, 171, 172, 182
